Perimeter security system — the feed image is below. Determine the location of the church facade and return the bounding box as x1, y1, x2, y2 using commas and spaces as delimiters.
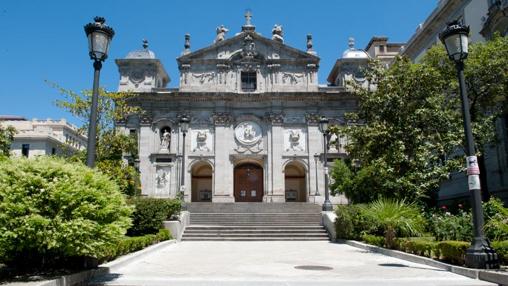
115, 15, 368, 205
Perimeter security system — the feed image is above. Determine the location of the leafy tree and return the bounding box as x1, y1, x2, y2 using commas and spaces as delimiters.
49, 82, 141, 196
0, 125, 16, 157
330, 36, 508, 205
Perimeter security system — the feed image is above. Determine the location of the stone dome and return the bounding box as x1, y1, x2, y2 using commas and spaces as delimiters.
125, 39, 156, 59
342, 37, 369, 59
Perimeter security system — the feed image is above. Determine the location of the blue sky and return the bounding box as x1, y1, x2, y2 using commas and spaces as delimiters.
0, 0, 437, 126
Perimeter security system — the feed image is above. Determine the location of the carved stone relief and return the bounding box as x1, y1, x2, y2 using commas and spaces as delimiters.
191, 129, 212, 152
212, 112, 233, 126
284, 128, 306, 152
282, 73, 304, 85
192, 72, 215, 84
155, 166, 171, 196
235, 121, 262, 146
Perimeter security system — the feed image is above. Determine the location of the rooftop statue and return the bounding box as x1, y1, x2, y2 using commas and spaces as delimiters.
215, 25, 229, 43
272, 24, 284, 43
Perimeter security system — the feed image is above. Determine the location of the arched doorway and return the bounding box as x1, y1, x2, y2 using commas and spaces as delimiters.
284, 162, 307, 202
234, 163, 264, 202
191, 162, 213, 202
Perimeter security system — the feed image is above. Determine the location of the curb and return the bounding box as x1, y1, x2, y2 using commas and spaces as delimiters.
341, 240, 508, 286
101, 239, 177, 271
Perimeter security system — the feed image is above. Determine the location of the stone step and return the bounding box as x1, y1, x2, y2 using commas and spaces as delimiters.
184, 230, 327, 234
181, 237, 330, 241
183, 234, 329, 239
187, 202, 322, 213
186, 226, 325, 230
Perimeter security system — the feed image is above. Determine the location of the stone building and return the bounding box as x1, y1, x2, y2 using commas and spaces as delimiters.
0, 116, 86, 157
116, 15, 367, 205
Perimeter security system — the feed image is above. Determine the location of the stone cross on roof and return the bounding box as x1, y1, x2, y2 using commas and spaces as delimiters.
245, 10, 252, 26
348, 37, 355, 49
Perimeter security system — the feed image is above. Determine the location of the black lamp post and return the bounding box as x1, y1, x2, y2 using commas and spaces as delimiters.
179, 115, 190, 196
439, 21, 499, 269
318, 116, 333, 211
84, 17, 114, 168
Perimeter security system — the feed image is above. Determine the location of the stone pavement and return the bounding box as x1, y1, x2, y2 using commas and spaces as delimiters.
93, 241, 496, 286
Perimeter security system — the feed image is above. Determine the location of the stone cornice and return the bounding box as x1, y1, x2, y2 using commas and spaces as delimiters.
125, 90, 355, 104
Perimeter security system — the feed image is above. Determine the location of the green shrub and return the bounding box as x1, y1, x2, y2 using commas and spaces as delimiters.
362, 198, 425, 249
361, 234, 385, 247
492, 240, 508, 265
0, 157, 132, 266
335, 204, 380, 240
398, 238, 436, 258
483, 197, 508, 241
99, 229, 171, 262
127, 198, 181, 236
437, 241, 469, 265
430, 210, 472, 241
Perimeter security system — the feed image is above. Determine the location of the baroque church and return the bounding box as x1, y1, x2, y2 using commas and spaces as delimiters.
115, 13, 370, 205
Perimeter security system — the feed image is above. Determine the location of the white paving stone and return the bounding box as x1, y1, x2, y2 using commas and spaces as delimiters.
94, 241, 495, 286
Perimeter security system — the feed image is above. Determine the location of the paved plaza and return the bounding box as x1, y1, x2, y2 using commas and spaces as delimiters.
93, 241, 495, 286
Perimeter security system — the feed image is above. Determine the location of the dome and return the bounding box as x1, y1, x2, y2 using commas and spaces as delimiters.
125, 39, 156, 59
342, 37, 369, 59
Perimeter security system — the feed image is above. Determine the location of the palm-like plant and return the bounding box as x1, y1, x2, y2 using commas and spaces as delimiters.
363, 198, 425, 248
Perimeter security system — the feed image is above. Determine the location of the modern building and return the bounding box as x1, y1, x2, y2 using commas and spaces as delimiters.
0, 116, 86, 158
400, 0, 508, 204
115, 14, 370, 205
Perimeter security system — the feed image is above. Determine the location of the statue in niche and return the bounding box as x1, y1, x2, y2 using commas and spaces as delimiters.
194, 131, 210, 152
156, 169, 168, 188
272, 24, 284, 42
215, 25, 229, 43
160, 128, 171, 151
287, 130, 303, 151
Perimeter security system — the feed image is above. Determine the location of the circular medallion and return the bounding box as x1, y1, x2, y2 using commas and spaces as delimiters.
130, 70, 145, 83
235, 121, 262, 145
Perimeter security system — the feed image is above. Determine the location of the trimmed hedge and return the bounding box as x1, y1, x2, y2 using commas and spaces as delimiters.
127, 198, 181, 236
0, 157, 132, 267
99, 229, 171, 262
361, 234, 384, 247
436, 241, 469, 265
398, 238, 436, 258
492, 240, 508, 265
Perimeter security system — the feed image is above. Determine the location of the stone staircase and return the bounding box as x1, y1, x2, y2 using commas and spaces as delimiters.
181, 203, 329, 241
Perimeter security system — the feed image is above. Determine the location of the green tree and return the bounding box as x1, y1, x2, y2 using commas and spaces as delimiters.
49, 82, 141, 196
0, 125, 16, 157
330, 36, 508, 205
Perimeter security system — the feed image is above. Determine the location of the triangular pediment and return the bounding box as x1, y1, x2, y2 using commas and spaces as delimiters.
177, 31, 319, 65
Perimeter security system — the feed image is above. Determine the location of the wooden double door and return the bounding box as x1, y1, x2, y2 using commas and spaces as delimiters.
234, 163, 264, 202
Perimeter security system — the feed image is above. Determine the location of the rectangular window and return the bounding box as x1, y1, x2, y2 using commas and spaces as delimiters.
241, 71, 257, 92
51, 147, 56, 155
22, 144, 30, 157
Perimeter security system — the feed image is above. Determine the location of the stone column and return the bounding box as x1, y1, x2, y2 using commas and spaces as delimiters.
266, 112, 285, 202
139, 114, 155, 196
212, 112, 235, 202
306, 113, 324, 204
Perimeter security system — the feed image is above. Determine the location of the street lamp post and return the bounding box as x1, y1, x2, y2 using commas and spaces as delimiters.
179, 115, 190, 197
84, 17, 115, 168
439, 21, 499, 269
318, 116, 333, 211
